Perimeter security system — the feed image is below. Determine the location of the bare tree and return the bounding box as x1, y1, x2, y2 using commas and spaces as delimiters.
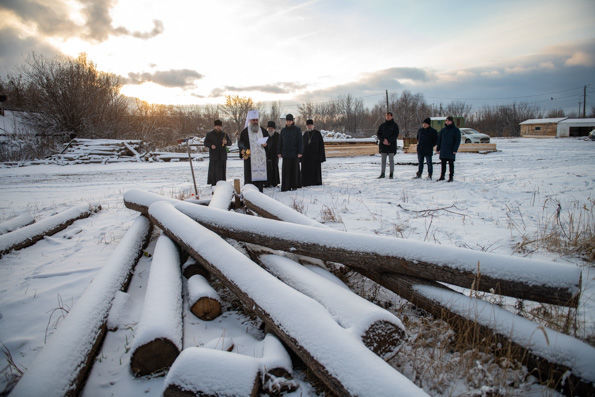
222, 95, 254, 138
445, 101, 472, 119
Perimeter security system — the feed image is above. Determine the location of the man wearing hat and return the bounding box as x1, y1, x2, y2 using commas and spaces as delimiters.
265, 120, 280, 187
436, 116, 461, 182
204, 119, 231, 186
415, 118, 438, 179
301, 119, 326, 187
278, 114, 303, 191
238, 110, 269, 192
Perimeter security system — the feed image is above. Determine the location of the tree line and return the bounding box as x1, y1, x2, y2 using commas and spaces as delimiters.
1, 53, 593, 160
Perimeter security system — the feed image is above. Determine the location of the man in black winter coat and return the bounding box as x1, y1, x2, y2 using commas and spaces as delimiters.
278, 114, 303, 191
301, 119, 326, 187
436, 116, 461, 182
415, 118, 438, 179
204, 119, 231, 186
376, 112, 399, 178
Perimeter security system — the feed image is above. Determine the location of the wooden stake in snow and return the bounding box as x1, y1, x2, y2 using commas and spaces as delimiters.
0, 204, 101, 257
122, 189, 581, 307
256, 253, 406, 358
0, 212, 35, 235
130, 235, 183, 377
187, 274, 221, 320
163, 347, 261, 397
146, 201, 427, 396
10, 216, 152, 397
233, 178, 241, 208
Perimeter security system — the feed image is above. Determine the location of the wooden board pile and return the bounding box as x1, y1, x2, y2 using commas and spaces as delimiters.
50, 138, 144, 164
405, 143, 497, 153
324, 139, 378, 158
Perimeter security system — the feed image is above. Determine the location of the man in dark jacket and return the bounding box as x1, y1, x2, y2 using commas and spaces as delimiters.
376, 112, 399, 178
278, 114, 303, 191
204, 119, 231, 186
301, 119, 326, 187
436, 116, 461, 182
265, 120, 280, 187
415, 118, 438, 179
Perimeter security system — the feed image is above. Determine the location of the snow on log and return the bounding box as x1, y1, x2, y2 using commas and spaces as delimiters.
122, 189, 581, 307
365, 270, 595, 396
10, 215, 152, 397
260, 333, 298, 394
147, 200, 427, 396
241, 184, 325, 227
163, 347, 261, 397
208, 180, 234, 210
187, 274, 221, 320
0, 212, 35, 235
258, 254, 406, 358
181, 257, 210, 280
130, 235, 183, 376
0, 204, 101, 257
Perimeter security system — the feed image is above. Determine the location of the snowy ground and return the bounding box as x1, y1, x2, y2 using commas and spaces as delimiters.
0, 137, 593, 396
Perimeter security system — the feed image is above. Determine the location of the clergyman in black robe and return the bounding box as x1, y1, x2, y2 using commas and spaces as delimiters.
278, 113, 303, 191
300, 119, 326, 187
265, 120, 280, 187
204, 119, 231, 186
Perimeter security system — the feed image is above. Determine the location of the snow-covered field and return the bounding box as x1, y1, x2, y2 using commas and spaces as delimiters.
0, 137, 593, 396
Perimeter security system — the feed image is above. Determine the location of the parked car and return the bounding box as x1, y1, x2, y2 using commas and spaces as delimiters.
589, 129, 595, 141
459, 128, 490, 143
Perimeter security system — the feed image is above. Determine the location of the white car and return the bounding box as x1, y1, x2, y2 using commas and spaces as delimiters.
589, 129, 595, 141
459, 128, 490, 143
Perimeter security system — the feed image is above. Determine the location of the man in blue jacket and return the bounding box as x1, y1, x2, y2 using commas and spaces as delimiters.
436, 116, 461, 182
415, 118, 438, 179
376, 112, 399, 179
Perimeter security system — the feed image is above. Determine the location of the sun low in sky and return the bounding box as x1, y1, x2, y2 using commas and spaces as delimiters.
0, 0, 594, 111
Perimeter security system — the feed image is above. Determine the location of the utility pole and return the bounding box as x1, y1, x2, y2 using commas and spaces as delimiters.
385, 90, 389, 113
584, 85, 587, 118
578, 101, 581, 117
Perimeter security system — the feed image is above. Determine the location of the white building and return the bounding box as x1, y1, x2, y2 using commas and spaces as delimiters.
556, 118, 595, 137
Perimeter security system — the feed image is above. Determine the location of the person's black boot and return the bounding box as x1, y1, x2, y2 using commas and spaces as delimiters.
437, 175, 445, 181
377, 173, 385, 179
448, 176, 453, 182
414, 172, 421, 179
427, 174, 432, 180
389, 173, 394, 179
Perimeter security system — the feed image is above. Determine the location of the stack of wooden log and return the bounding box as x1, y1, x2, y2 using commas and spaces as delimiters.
50, 138, 144, 164
9, 182, 594, 396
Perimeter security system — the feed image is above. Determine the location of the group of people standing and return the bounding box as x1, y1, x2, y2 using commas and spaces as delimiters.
377, 113, 461, 182
204, 110, 326, 192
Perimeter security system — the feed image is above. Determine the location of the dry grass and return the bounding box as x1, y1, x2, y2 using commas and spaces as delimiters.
510, 198, 595, 261
291, 198, 305, 214
320, 205, 342, 223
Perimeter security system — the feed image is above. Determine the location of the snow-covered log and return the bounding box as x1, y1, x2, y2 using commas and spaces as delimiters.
130, 235, 183, 376
163, 347, 261, 397
365, 270, 595, 396
241, 184, 325, 227
10, 215, 152, 397
258, 254, 406, 358
0, 204, 101, 257
208, 180, 234, 210
122, 189, 581, 307
146, 200, 427, 396
260, 334, 298, 394
187, 274, 221, 320
0, 212, 35, 235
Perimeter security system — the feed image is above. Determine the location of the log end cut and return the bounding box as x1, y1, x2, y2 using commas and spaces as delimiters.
361, 320, 406, 359
130, 338, 180, 377
191, 297, 222, 321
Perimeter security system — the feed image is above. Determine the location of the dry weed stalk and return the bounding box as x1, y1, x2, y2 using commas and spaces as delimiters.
320, 205, 342, 223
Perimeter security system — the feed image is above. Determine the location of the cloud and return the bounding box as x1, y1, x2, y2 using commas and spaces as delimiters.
209, 82, 308, 97
0, 26, 62, 72
0, 0, 164, 42
565, 51, 594, 67
124, 69, 204, 88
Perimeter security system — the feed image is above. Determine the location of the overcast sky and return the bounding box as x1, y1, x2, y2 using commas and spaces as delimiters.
1, 0, 594, 113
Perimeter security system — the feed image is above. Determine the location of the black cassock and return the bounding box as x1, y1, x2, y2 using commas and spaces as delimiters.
265, 132, 280, 187
301, 129, 326, 187
204, 129, 231, 186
